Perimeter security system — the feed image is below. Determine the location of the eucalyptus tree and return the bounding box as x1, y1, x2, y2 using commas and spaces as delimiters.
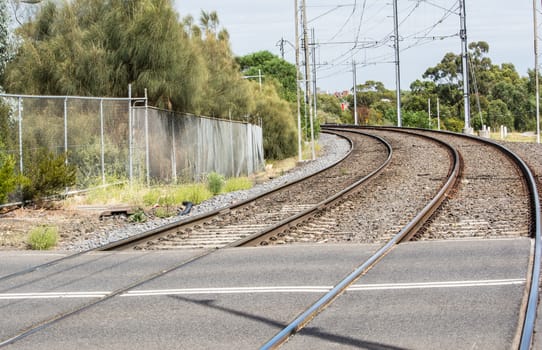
0, 0, 10, 85
250, 81, 297, 160
420, 42, 532, 131
194, 10, 253, 118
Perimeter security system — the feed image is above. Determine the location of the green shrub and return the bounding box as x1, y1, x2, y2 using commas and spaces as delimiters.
223, 177, 253, 193
252, 83, 298, 160
443, 117, 464, 132
206, 172, 225, 195
22, 150, 77, 201
27, 226, 58, 250
0, 151, 18, 204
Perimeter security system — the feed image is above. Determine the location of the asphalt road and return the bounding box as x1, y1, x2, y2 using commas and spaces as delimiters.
0, 238, 533, 349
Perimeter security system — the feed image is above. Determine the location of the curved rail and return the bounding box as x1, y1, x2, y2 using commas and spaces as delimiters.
236, 130, 393, 247
260, 126, 461, 349
331, 124, 540, 350
496, 138, 541, 350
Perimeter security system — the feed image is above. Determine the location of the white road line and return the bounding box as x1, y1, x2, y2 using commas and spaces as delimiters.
347, 279, 526, 291
0, 279, 525, 300
0, 292, 109, 300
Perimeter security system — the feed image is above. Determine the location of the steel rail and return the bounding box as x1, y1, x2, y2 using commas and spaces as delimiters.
260, 126, 461, 349
235, 130, 393, 247
491, 137, 541, 350
349, 125, 541, 349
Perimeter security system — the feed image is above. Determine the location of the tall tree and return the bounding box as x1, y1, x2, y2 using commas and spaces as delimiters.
0, 0, 11, 89
2, 1, 305, 161
237, 51, 298, 103
195, 10, 252, 118
418, 42, 532, 131
5, 0, 205, 111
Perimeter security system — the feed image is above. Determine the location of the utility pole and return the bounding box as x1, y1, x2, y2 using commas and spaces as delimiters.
392, 0, 402, 127
459, 0, 472, 134
302, 0, 315, 160
295, 0, 302, 161
534, 0, 540, 143
352, 59, 358, 125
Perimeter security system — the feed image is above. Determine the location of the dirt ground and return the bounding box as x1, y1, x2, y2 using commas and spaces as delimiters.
0, 203, 126, 250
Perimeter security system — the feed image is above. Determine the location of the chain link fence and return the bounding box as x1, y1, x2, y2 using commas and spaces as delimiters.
0, 93, 265, 195
135, 107, 264, 184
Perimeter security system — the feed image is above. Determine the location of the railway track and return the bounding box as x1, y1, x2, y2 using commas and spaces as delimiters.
100, 130, 392, 251
0, 126, 539, 349
258, 125, 540, 349
0, 128, 454, 347
411, 130, 531, 240
0, 129, 392, 347
250, 127, 456, 246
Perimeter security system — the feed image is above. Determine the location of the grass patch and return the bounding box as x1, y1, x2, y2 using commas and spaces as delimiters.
223, 177, 253, 193
27, 226, 58, 250
489, 132, 537, 143
63, 175, 260, 213
173, 184, 213, 204
65, 182, 213, 208
153, 206, 175, 218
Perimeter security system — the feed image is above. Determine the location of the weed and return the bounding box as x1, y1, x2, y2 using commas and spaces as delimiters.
142, 190, 162, 206
223, 177, 253, 192
207, 172, 225, 195
178, 184, 212, 204
129, 208, 147, 223
27, 226, 58, 250
22, 151, 76, 201
153, 206, 174, 218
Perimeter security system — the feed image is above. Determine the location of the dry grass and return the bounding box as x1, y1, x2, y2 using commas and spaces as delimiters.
489, 132, 537, 143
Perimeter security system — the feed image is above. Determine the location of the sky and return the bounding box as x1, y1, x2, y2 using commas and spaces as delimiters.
174, 1, 536, 93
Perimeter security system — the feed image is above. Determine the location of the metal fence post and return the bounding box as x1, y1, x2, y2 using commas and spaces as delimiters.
247, 125, 252, 175
144, 89, 149, 186
229, 110, 234, 177
171, 115, 177, 183
17, 97, 23, 174
128, 84, 133, 184
100, 98, 105, 186
64, 97, 68, 163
